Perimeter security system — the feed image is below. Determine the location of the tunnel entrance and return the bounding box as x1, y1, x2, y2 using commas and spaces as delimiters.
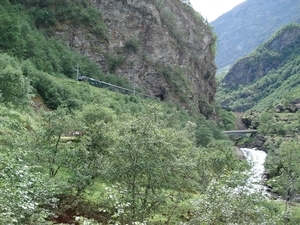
155, 94, 164, 101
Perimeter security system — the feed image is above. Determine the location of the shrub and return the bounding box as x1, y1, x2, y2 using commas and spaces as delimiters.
0, 54, 33, 107
106, 53, 125, 73
124, 38, 140, 53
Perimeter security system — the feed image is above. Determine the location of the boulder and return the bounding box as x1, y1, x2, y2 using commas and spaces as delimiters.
233, 146, 246, 161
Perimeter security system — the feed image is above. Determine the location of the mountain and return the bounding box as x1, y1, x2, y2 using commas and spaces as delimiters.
217, 24, 300, 112
50, 0, 217, 110
211, 0, 300, 71
2, 0, 217, 114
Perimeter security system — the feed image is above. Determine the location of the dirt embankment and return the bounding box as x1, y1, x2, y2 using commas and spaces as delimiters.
31, 96, 51, 111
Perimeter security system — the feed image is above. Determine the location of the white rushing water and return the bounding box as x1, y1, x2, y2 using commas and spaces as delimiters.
240, 148, 268, 196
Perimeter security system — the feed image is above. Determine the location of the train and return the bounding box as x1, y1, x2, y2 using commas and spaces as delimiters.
78, 76, 156, 99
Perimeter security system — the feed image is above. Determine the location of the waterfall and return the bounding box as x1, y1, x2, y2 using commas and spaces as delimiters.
241, 148, 269, 196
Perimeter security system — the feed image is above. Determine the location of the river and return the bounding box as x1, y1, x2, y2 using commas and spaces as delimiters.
241, 148, 269, 196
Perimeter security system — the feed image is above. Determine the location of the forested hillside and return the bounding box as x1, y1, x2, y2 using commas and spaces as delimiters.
2, 0, 300, 224
212, 0, 300, 72
0, 0, 135, 110
213, 2, 300, 208
217, 24, 300, 112
0, 0, 254, 224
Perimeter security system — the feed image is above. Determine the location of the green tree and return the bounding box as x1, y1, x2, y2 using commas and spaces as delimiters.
194, 140, 244, 192
0, 3, 24, 56
0, 146, 59, 224
258, 111, 274, 134
0, 54, 32, 106
269, 140, 300, 222
34, 8, 56, 28
27, 105, 117, 198
217, 108, 236, 130
29, 108, 81, 178
194, 115, 214, 147
189, 180, 285, 225
107, 104, 197, 223
69, 105, 117, 195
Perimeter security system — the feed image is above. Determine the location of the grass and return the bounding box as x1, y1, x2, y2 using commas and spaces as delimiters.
273, 200, 300, 224
0, 104, 37, 136
83, 179, 108, 203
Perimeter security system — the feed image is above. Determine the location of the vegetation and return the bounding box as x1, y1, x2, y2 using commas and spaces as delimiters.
151, 0, 213, 53
106, 53, 126, 74
5, 0, 215, 111
217, 24, 300, 112
151, 0, 184, 48
0, 42, 289, 223
2, 96, 287, 223
0, 54, 32, 107
157, 64, 191, 100
10, 0, 108, 40
124, 38, 140, 53
241, 103, 300, 220
2, 0, 300, 224
0, 0, 136, 110
216, 22, 300, 222
212, 0, 300, 70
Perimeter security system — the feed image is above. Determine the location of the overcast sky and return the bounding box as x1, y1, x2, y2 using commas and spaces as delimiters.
190, 0, 246, 22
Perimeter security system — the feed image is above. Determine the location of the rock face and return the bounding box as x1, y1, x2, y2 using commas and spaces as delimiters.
275, 99, 300, 113
222, 26, 300, 89
233, 146, 246, 161
222, 56, 277, 88
54, 0, 217, 109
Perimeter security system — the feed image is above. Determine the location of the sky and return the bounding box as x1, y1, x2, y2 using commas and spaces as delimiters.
190, 0, 246, 22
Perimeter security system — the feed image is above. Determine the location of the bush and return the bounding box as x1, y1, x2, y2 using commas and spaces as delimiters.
106, 53, 125, 73
34, 8, 56, 28
124, 38, 140, 53
0, 54, 33, 107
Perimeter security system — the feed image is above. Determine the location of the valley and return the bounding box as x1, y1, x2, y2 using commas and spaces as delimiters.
1, 0, 300, 224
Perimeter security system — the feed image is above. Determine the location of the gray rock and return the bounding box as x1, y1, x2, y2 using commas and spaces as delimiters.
233, 146, 246, 161
54, 0, 217, 109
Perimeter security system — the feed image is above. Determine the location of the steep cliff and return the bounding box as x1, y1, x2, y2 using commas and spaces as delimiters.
217, 24, 300, 112
222, 25, 300, 88
54, 0, 217, 111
